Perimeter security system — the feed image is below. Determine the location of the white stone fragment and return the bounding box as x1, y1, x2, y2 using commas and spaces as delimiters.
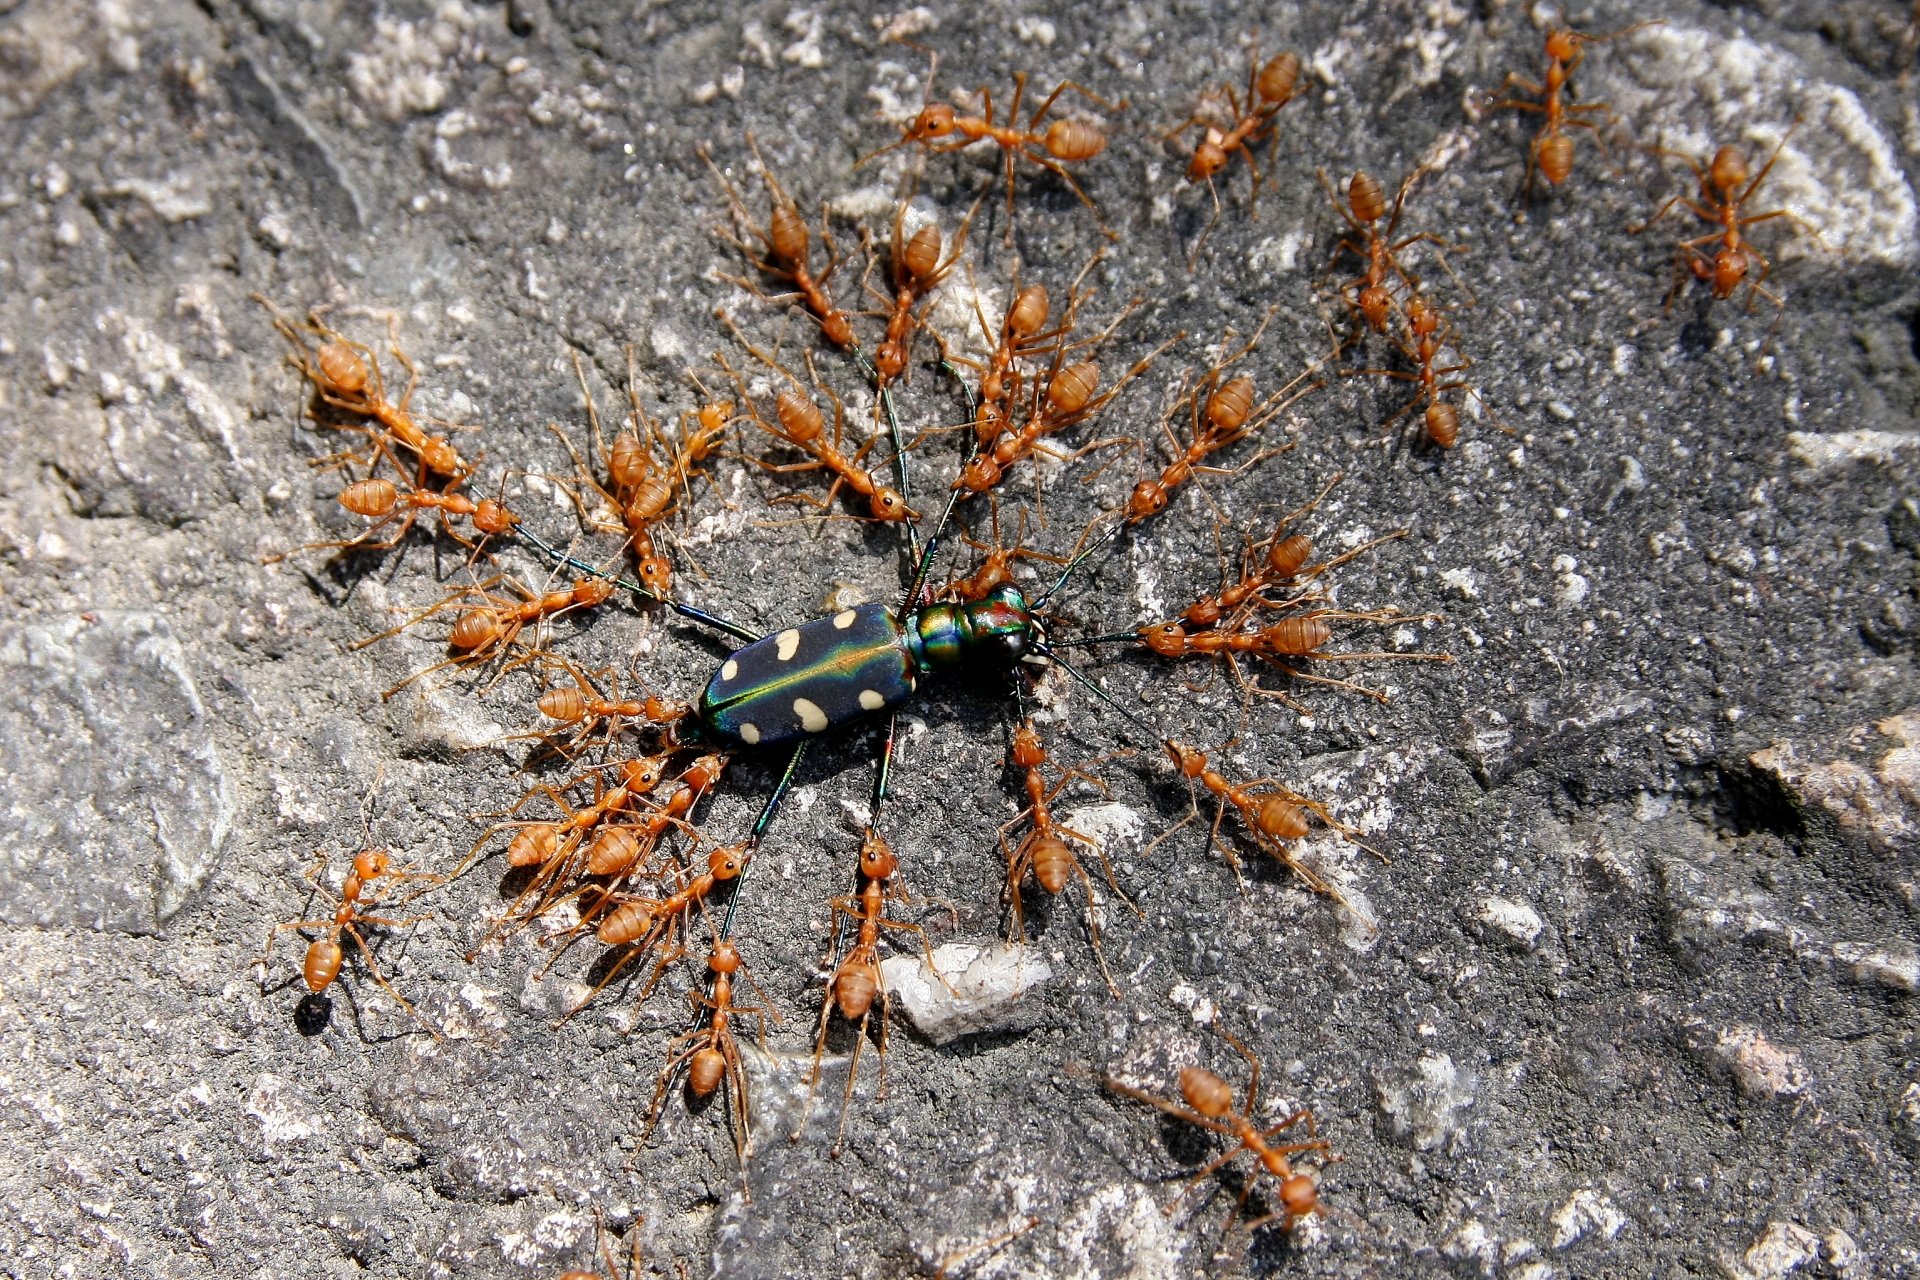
1692, 1023, 1812, 1099
881, 942, 1050, 1045
246, 1074, 323, 1148
1787, 429, 1920, 470
1549, 1188, 1627, 1248
1477, 896, 1545, 951
1727, 1221, 1822, 1280
1440, 567, 1479, 599
1376, 1052, 1474, 1152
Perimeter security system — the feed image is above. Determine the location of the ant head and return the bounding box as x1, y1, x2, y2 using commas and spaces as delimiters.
1178, 1066, 1235, 1118
821, 311, 856, 349
1186, 139, 1228, 184
621, 756, 665, 792
1128, 478, 1170, 523
859, 827, 898, 880
1278, 1172, 1321, 1220
870, 485, 911, 521
709, 940, 743, 974
1141, 621, 1186, 657
909, 102, 957, 141
637, 553, 672, 594
1544, 28, 1579, 61
708, 844, 748, 880
875, 342, 907, 381
1010, 723, 1046, 770
1709, 145, 1749, 197
1165, 739, 1206, 778
697, 399, 735, 434
1712, 246, 1749, 298
474, 498, 519, 536
1405, 295, 1440, 336
352, 849, 390, 880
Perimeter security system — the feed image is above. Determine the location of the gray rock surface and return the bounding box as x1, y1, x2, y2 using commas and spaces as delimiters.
2, 1, 1917, 1277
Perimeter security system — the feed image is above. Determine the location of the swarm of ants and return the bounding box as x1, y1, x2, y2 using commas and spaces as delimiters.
253, 18, 1826, 1271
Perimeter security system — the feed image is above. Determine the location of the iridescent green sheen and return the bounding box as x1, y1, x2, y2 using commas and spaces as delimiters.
700, 587, 1037, 748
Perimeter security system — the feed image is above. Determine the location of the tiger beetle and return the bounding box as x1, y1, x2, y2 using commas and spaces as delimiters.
517, 376, 1127, 940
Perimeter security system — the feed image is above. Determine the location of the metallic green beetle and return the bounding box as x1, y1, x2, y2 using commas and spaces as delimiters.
699, 585, 1036, 748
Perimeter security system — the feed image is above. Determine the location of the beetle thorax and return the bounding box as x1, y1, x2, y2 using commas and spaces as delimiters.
905, 584, 1035, 672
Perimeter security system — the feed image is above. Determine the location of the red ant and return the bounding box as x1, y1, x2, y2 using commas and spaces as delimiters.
1484, 22, 1663, 205
1171, 477, 1407, 630
864, 180, 979, 391
568, 841, 749, 1012
1105, 1028, 1336, 1234
717, 345, 914, 522
645, 934, 774, 1165
1149, 739, 1378, 896
1343, 293, 1489, 449
525, 656, 689, 758
942, 249, 1110, 459
265, 464, 519, 566
999, 720, 1139, 995
258, 846, 442, 1035
1164, 46, 1303, 264
861, 52, 1121, 244
547, 349, 720, 596
957, 326, 1182, 497
257, 299, 473, 480
700, 138, 857, 350
355, 571, 618, 699
1122, 314, 1321, 523
1318, 168, 1461, 336
1630, 128, 1820, 329
796, 829, 948, 1157
937, 498, 1068, 601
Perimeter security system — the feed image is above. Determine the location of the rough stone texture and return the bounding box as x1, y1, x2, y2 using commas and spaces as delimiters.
0, 612, 235, 932
1, 1, 1917, 1277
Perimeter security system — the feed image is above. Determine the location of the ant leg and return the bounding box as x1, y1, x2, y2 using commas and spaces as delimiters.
1029, 78, 1123, 124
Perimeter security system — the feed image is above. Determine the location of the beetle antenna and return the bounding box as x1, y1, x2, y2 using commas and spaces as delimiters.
1032, 642, 1168, 748
1034, 519, 1123, 609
